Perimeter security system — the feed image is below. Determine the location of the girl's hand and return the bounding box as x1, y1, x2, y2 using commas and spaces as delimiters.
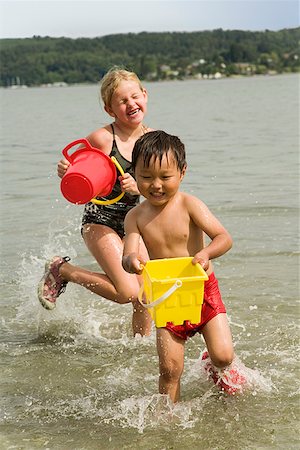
192, 250, 210, 271
119, 173, 139, 195
57, 158, 70, 179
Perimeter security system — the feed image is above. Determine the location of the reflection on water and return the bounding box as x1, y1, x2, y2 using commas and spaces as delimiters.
0, 74, 299, 449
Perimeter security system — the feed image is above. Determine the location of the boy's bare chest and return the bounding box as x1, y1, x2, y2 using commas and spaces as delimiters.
140, 206, 190, 251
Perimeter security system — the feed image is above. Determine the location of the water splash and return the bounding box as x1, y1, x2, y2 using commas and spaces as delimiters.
106, 393, 212, 433
197, 350, 274, 395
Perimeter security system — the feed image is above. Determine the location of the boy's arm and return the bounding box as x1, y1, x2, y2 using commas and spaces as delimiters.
187, 196, 233, 269
122, 208, 146, 274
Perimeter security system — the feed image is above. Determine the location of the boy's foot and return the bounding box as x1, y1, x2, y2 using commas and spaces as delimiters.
201, 351, 247, 395
37, 256, 70, 310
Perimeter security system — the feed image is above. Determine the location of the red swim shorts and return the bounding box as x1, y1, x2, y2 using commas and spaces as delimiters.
165, 272, 226, 341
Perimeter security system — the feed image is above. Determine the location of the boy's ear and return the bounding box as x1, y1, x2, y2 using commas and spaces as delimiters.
180, 164, 187, 180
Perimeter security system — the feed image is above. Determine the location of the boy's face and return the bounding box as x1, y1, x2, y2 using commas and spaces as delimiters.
135, 151, 185, 206
105, 80, 148, 125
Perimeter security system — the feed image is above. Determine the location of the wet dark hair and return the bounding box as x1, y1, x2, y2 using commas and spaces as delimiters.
132, 130, 186, 172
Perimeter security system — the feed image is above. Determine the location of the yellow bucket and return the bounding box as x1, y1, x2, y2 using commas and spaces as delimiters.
139, 257, 209, 328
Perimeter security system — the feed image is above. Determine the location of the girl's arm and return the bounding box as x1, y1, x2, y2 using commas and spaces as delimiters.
119, 172, 140, 195
186, 195, 233, 269
122, 208, 146, 274
85, 127, 113, 156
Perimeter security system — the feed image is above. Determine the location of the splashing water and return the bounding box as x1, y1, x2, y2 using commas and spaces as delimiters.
199, 350, 274, 395
111, 394, 201, 433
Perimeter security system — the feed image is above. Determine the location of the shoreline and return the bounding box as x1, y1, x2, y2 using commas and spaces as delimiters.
2, 71, 298, 90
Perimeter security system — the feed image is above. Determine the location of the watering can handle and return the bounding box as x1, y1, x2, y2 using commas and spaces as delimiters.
62, 138, 91, 163
90, 156, 125, 205
138, 279, 183, 309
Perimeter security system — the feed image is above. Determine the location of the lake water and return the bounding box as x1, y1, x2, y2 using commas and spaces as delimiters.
0, 74, 299, 449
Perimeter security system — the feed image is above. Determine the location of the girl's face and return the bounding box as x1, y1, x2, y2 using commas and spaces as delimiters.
105, 80, 148, 126
135, 151, 185, 206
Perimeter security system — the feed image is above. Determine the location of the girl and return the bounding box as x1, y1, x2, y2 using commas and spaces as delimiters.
38, 67, 152, 336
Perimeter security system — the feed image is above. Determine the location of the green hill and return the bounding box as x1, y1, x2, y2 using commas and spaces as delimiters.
1, 28, 299, 86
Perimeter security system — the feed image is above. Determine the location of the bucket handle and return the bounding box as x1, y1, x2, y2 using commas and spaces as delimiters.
138, 279, 183, 309
62, 138, 94, 162
91, 156, 125, 205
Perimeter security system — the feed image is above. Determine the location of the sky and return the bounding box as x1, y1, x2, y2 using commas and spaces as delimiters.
0, 0, 299, 39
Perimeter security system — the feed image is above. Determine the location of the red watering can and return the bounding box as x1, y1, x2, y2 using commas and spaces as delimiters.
60, 139, 124, 205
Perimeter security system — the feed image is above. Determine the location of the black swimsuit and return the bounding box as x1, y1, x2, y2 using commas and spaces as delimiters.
81, 125, 140, 238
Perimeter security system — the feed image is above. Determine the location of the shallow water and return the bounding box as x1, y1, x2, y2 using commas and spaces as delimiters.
0, 74, 299, 449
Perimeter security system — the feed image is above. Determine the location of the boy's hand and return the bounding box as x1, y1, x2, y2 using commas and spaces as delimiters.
118, 173, 139, 195
122, 253, 146, 275
192, 250, 210, 271
57, 158, 70, 179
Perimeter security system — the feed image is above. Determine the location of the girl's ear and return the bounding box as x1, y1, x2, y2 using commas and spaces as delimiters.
143, 88, 148, 103
104, 105, 115, 118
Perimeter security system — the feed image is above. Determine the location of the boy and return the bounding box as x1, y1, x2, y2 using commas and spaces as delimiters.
122, 130, 246, 402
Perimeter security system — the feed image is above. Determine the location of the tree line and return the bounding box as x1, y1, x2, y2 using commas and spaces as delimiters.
0, 28, 299, 87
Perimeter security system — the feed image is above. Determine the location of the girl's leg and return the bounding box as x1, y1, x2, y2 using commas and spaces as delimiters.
60, 223, 152, 335
60, 224, 133, 302
201, 313, 234, 368
156, 328, 185, 403
132, 299, 152, 336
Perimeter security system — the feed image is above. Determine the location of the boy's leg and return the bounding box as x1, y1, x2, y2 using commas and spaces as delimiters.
156, 328, 185, 403
201, 313, 248, 394
201, 313, 234, 368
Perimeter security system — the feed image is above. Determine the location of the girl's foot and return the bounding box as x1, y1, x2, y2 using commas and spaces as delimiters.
37, 256, 70, 310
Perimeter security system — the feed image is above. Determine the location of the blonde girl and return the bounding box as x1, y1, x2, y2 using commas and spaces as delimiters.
38, 68, 152, 336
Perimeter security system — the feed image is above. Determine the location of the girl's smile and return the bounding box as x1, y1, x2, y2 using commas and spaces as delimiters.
107, 80, 148, 125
